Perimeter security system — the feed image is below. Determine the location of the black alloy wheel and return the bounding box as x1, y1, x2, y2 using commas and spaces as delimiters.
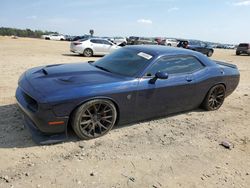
202, 84, 226, 111
72, 99, 117, 139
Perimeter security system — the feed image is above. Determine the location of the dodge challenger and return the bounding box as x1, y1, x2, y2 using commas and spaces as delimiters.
16, 46, 240, 144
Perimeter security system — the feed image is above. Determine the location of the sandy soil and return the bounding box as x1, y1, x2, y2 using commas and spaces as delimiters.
0, 37, 249, 188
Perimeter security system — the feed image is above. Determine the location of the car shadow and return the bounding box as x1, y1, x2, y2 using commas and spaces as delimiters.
232, 54, 250, 57
0, 103, 207, 148
61, 53, 81, 57
0, 103, 80, 148
0, 104, 37, 148
114, 108, 205, 130
62, 53, 103, 58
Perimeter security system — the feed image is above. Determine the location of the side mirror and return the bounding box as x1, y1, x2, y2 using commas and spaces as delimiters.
155, 72, 168, 79
149, 72, 168, 84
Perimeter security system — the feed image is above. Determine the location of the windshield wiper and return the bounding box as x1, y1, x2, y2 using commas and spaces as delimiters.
94, 65, 112, 73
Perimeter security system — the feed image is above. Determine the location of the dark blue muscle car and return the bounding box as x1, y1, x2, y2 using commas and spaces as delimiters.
16, 46, 240, 144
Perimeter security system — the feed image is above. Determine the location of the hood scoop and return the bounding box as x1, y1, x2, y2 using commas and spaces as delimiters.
57, 76, 76, 83
42, 69, 48, 75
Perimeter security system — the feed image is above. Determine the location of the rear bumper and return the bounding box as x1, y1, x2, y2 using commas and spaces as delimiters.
70, 44, 83, 54
16, 86, 69, 143
236, 49, 250, 54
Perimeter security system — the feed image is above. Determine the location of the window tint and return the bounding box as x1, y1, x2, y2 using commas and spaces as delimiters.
200, 42, 207, 47
90, 39, 102, 44
146, 56, 204, 76
102, 40, 112, 45
189, 41, 199, 45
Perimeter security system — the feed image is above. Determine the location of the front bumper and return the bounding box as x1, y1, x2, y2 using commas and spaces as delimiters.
16, 86, 69, 144
22, 113, 68, 145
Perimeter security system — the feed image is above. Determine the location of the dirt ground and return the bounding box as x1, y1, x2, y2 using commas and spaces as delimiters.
0, 37, 249, 188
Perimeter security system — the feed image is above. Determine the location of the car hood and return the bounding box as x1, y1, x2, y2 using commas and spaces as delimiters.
23, 62, 126, 102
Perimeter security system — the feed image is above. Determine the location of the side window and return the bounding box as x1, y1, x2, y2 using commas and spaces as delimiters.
146, 56, 204, 76
102, 40, 112, 45
200, 42, 206, 47
90, 39, 102, 44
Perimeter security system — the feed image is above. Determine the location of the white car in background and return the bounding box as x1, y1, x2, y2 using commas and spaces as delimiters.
41, 34, 65, 41
165, 38, 178, 47
113, 37, 127, 45
70, 38, 120, 57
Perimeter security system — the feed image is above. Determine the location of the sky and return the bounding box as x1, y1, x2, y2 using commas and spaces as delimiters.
0, 0, 250, 44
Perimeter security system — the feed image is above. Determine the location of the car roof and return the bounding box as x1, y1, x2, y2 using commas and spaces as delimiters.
89, 38, 108, 41
124, 45, 199, 56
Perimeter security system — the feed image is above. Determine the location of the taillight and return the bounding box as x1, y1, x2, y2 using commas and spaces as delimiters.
73, 42, 82, 45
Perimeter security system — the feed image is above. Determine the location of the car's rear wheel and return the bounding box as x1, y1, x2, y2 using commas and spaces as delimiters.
202, 84, 225, 111
236, 51, 240, 55
71, 99, 117, 140
207, 50, 213, 57
83, 48, 93, 57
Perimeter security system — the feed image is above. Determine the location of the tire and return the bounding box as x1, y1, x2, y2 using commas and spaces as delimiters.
202, 84, 226, 111
236, 51, 240, 56
83, 48, 93, 57
207, 50, 213, 57
71, 99, 117, 140
167, 43, 171, 46
45, 37, 50, 40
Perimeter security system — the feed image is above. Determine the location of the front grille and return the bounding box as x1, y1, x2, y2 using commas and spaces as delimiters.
22, 91, 38, 112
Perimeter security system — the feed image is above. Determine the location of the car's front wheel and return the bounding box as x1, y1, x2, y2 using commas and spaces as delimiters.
236, 51, 240, 55
83, 48, 93, 57
71, 99, 117, 139
207, 50, 213, 57
202, 84, 225, 111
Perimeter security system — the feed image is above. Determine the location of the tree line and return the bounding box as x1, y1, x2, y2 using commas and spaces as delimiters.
0, 27, 58, 38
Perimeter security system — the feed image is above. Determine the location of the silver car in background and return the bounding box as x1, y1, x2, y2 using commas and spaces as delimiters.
70, 38, 120, 57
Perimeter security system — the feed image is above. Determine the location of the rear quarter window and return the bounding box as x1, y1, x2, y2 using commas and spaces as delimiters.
239, 43, 249, 47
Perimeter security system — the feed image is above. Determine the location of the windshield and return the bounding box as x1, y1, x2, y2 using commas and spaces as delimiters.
92, 48, 154, 77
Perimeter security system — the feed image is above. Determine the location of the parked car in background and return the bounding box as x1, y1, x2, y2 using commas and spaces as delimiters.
113, 37, 127, 46
177, 40, 214, 57
70, 38, 120, 57
236, 43, 250, 55
155, 37, 166, 45
177, 39, 189, 48
16, 45, 240, 144
127, 36, 158, 45
64, 35, 72, 41
225, 45, 236, 49
41, 34, 65, 41
165, 38, 178, 47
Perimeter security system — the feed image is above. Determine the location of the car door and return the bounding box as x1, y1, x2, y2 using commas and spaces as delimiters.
101, 40, 114, 54
135, 55, 205, 121
199, 42, 208, 54
90, 39, 105, 55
